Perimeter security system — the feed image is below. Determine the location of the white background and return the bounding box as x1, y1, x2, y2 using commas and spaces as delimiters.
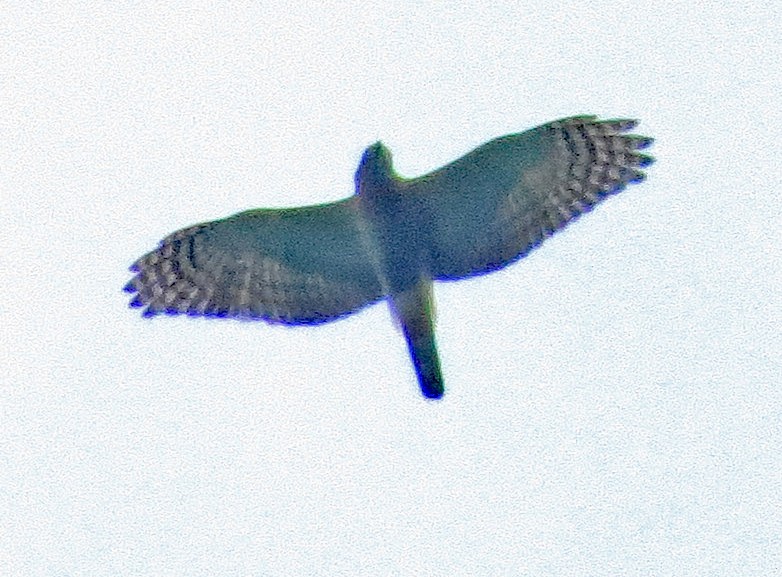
2, 2, 781, 575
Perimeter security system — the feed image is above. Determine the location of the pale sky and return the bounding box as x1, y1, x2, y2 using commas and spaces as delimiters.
2, 2, 781, 576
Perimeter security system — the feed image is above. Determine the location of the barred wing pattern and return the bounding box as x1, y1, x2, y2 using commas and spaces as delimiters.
406, 116, 654, 280
125, 200, 384, 324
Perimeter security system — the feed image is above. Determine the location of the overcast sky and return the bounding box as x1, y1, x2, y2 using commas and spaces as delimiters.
3, 2, 781, 576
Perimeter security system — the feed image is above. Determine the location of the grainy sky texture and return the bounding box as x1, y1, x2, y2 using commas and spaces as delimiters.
2, 2, 781, 576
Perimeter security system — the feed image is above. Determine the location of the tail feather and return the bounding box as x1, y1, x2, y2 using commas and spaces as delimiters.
390, 279, 444, 399
402, 321, 444, 399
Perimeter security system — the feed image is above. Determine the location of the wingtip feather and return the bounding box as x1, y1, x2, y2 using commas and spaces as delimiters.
636, 153, 655, 167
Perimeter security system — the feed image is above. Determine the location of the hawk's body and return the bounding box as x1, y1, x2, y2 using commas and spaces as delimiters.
125, 116, 654, 399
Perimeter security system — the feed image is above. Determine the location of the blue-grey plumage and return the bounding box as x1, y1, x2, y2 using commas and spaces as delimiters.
355, 142, 443, 397
125, 116, 654, 400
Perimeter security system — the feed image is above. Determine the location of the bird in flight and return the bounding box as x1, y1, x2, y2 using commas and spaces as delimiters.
125, 116, 654, 400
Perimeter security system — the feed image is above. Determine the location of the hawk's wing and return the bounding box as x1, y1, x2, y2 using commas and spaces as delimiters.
125, 198, 384, 325
404, 116, 654, 280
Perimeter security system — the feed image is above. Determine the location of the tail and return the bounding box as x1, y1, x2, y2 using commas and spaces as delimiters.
390, 280, 444, 399
403, 320, 444, 399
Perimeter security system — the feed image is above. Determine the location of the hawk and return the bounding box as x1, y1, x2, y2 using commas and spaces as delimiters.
125, 116, 654, 399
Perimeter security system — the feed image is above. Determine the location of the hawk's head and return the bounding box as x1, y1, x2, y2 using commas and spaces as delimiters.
355, 142, 395, 197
